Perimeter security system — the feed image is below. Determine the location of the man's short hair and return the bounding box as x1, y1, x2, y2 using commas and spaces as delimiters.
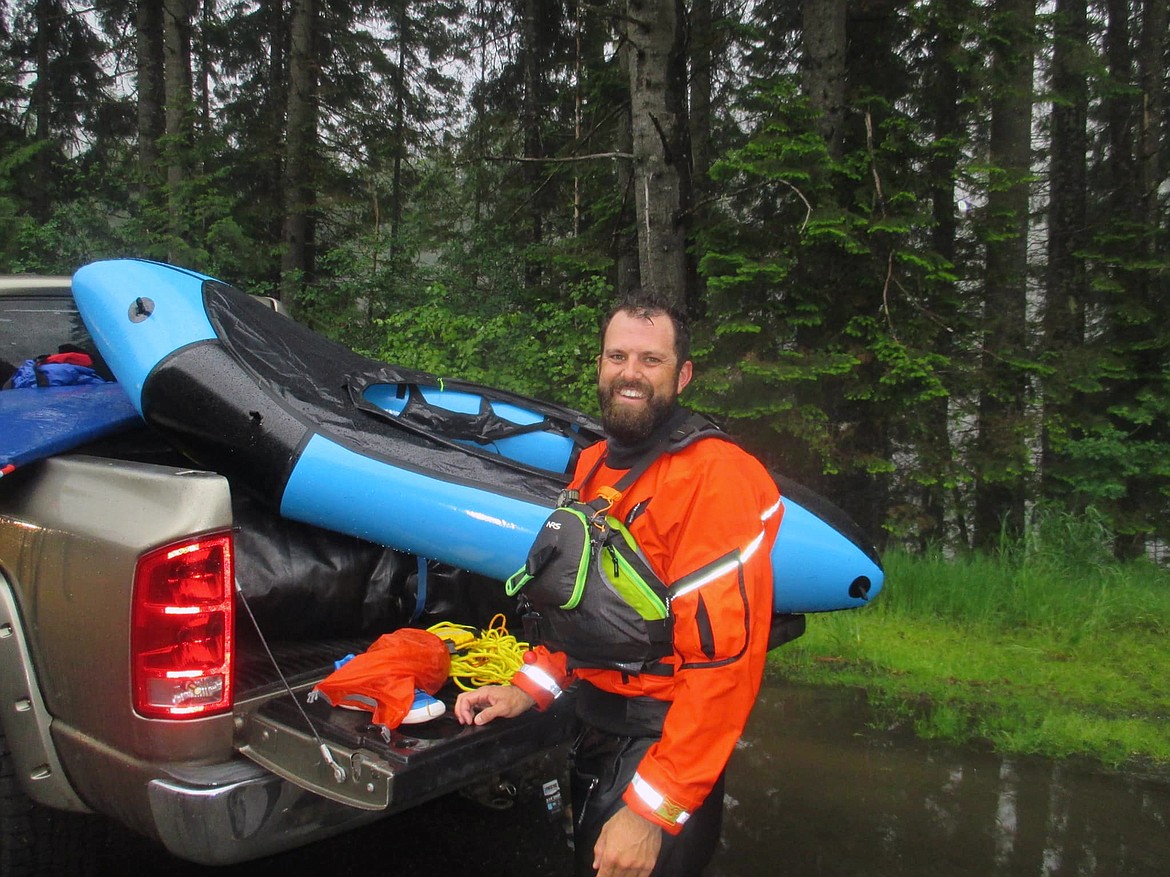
601, 288, 692, 364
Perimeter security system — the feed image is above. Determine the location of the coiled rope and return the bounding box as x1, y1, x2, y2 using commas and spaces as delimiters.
427, 614, 529, 691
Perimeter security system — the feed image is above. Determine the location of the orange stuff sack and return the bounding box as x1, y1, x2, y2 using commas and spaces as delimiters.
310, 628, 451, 729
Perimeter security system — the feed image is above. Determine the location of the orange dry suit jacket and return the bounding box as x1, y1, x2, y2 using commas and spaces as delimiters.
510, 425, 782, 835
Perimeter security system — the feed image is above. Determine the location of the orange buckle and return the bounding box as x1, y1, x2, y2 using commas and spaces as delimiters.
596, 486, 622, 508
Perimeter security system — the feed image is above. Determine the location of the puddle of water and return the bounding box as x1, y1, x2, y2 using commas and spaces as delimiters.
710, 682, 1169, 877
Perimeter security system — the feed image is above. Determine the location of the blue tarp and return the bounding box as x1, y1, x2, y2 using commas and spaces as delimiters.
0, 383, 141, 476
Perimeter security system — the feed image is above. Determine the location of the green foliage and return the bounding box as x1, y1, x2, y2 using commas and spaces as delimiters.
11, 199, 128, 273
869, 511, 1170, 642
360, 275, 610, 414
692, 74, 962, 555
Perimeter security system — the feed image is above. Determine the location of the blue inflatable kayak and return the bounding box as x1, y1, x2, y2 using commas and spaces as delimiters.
72, 259, 883, 613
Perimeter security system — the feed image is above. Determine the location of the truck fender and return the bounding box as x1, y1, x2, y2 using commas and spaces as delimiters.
0, 577, 89, 812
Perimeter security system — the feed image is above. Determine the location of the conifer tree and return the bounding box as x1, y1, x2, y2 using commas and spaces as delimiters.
972, 0, 1035, 549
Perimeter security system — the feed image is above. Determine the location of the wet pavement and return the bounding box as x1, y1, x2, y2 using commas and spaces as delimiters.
95, 681, 1170, 875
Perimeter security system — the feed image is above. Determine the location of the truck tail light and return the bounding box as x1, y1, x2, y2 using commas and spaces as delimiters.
132, 533, 234, 718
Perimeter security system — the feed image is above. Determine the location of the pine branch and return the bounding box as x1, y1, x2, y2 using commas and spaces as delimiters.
481, 152, 634, 163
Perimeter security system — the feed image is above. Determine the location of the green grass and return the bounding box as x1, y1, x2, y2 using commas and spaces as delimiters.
768, 527, 1170, 772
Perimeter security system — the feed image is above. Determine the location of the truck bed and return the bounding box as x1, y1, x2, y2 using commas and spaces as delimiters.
234, 633, 377, 698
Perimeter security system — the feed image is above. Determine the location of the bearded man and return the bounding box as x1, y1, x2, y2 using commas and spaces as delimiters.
456, 291, 782, 877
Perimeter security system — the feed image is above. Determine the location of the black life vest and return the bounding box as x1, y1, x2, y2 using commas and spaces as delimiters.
506, 412, 722, 675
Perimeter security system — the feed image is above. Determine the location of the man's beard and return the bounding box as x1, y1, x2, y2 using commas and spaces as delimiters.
598, 379, 678, 446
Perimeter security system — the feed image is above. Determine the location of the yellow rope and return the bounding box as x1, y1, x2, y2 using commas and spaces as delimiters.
427, 614, 529, 691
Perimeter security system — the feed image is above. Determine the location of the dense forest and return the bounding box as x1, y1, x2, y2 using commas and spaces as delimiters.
1, 0, 1167, 559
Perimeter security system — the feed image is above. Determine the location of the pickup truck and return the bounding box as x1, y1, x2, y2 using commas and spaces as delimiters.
0, 276, 578, 873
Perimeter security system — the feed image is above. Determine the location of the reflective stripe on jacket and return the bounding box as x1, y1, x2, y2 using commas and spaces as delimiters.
510, 432, 782, 834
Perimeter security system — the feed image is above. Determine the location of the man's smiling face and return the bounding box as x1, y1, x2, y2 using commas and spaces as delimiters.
596, 309, 693, 445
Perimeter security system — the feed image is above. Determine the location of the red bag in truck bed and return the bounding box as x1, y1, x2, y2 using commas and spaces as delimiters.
309, 628, 450, 729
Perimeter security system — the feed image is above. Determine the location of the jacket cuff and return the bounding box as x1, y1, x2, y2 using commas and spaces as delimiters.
509, 655, 564, 711
622, 772, 690, 836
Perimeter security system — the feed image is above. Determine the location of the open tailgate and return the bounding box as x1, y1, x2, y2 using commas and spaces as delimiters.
237, 684, 575, 812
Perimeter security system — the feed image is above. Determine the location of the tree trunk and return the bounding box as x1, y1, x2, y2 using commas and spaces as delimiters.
1104, 0, 1134, 211
281, 0, 318, 297
32, 0, 53, 222
1041, 0, 1089, 498
614, 32, 639, 296
1111, 0, 1168, 560
802, 0, 846, 160
1097, 0, 1142, 558
688, 0, 711, 189
136, 0, 166, 195
1137, 0, 1165, 243
521, 0, 545, 289
265, 0, 288, 263
390, 3, 408, 257
687, 0, 715, 313
625, 0, 691, 309
196, 0, 214, 142
162, 0, 194, 197
973, 0, 1035, 550
921, 0, 970, 549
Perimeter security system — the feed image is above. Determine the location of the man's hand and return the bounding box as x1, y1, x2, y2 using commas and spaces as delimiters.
453, 684, 535, 725
593, 805, 663, 877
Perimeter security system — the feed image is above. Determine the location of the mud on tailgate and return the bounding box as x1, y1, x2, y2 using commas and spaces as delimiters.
237, 684, 576, 812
